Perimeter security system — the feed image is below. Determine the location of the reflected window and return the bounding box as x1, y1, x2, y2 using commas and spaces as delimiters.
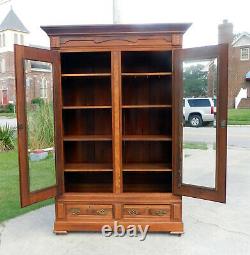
240, 48, 249, 61
2, 33, 5, 47
14, 33, 18, 44
40, 78, 48, 99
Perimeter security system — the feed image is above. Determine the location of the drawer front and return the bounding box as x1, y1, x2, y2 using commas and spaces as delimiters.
66, 204, 113, 219
123, 205, 171, 219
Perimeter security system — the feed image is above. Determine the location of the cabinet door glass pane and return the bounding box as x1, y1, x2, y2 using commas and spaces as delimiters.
182, 59, 217, 188
24, 60, 56, 192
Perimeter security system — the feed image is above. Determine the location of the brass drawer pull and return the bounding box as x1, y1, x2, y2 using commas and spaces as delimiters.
151, 209, 168, 216
96, 209, 107, 215
128, 208, 139, 215
70, 208, 80, 215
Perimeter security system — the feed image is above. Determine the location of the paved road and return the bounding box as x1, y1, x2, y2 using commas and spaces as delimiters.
184, 126, 250, 148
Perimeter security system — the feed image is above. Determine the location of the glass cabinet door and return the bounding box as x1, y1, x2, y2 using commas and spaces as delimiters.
173, 44, 228, 202
15, 45, 60, 207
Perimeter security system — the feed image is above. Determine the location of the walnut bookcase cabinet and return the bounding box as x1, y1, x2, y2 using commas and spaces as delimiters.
14, 23, 228, 234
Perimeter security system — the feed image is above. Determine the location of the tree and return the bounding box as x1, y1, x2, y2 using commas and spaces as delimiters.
183, 64, 208, 97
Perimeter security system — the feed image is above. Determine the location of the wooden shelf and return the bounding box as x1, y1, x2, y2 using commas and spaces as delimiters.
123, 135, 172, 141
63, 105, 112, 109
122, 72, 172, 76
62, 73, 111, 77
123, 163, 172, 172
122, 104, 171, 109
64, 163, 113, 172
64, 135, 112, 141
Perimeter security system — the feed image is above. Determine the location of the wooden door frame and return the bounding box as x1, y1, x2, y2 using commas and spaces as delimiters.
14, 45, 61, 207
173, 44, 228, 203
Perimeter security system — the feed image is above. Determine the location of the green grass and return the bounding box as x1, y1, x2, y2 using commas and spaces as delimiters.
184, 142, 208, 150
0, 150, 55, 222
0, 112, 16, 118
228, 109, 250, 125
29, 153, 56, 191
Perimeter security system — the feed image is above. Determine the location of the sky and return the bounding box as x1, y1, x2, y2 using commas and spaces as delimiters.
0, 0, 250, 48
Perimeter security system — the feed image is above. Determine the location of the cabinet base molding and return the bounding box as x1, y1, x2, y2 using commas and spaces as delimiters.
54, 221, 184, 233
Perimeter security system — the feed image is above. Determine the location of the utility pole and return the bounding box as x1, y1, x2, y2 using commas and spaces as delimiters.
113, 0, 121, 24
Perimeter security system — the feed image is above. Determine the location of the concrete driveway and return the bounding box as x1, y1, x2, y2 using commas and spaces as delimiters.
0, 147, 250, 255
184, 126, 250, 148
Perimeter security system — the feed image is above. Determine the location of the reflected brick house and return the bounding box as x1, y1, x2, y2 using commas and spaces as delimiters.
218, 20, 250, 108
0, 8, 52, 106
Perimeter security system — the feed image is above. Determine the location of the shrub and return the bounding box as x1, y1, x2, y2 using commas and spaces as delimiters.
0, 104, 15, 113
0, 124, 15, 151
28, 102, 54, 150
31, 98, 45, 106
6, 103, 15, 113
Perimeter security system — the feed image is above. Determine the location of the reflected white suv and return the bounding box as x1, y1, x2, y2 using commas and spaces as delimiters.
183, 98, 215, 127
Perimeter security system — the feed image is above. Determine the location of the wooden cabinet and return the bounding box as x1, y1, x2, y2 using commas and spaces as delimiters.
14, 24, 228, 234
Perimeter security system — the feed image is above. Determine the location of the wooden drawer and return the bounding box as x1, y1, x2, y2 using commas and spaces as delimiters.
66, 204, 113, 219
123, 205, 171, 219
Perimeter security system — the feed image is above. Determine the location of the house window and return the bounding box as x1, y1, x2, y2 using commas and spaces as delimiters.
0, 59, 6, 73
40, 78, 48, 98
2, 33, 5, 47
240, 48, 250, 61
14, 33, 18, 44
20, 34, 24, 44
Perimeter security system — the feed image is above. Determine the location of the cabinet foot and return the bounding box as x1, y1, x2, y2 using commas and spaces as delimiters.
54, 230, 68, 235
170, 231, 184, 236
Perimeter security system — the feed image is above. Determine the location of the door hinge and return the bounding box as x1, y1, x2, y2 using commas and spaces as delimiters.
176, 169, 182, 188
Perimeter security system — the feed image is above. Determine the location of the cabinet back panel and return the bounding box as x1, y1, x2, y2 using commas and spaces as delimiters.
65, 172, 113, 192
123, 108, 172, 135
122, 76, 172, 105
121, 51, 172, 73
63, 109, 112, 135
62, 77, 111, 106
64, 141, 112, 164
123, 141, 171, 164
61, 52, 111, 74
123, 172, 172, 192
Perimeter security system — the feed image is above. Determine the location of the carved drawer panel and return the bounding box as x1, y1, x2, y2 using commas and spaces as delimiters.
123, 205, 171, 219
66, 204, 113, 219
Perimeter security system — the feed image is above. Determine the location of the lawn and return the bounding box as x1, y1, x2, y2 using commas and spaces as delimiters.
0, 150, 55, 222
184, 142, 208, 150
0, 112, 16, 118
228, 109, 250, 125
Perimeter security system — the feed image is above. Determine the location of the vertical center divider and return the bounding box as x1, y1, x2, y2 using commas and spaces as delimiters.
111, 51, 122, 193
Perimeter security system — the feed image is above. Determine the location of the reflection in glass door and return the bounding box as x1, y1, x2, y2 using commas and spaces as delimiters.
24, 60, 56, 192
182, 59, 217, 188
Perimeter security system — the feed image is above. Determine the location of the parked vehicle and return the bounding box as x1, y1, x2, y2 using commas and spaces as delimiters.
183, 98, 215, 127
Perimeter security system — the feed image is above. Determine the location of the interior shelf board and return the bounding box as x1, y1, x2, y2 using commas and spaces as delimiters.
123, 163, 172, 172
122, 104, 172, 109
64, 135, 112, 141
63, 105, 112, 109
62, 73, 111, 77
64, 163, 113, 172
123, 135, 172, 141
122, 72, 172, 76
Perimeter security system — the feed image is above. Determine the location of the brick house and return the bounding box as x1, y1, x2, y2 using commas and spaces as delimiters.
218, 20, 250, 108
0, 8, 52, 106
